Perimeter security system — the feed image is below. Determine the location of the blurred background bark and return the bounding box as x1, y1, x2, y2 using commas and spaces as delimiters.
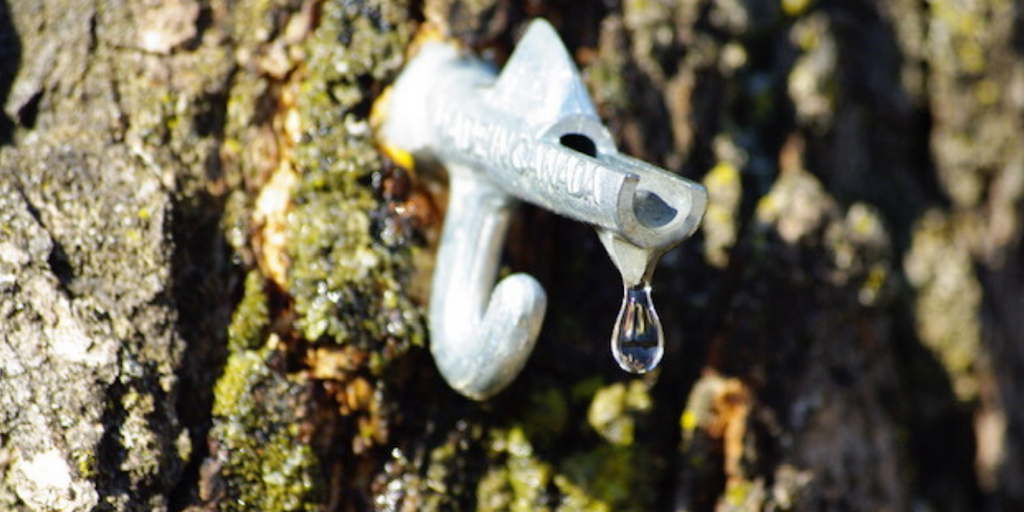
1, 0, 1022, 511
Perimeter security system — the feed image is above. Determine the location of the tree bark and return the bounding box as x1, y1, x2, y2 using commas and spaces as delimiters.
1, 1, 1021, 511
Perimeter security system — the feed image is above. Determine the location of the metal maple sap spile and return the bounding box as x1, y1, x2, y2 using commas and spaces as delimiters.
376, 20, 707, 399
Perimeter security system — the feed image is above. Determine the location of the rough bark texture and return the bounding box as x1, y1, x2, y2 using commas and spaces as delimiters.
1, 0, 1022, 512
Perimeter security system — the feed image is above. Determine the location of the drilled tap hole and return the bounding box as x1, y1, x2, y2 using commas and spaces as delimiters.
559, 133, 597, 157
634, 190, 676, 228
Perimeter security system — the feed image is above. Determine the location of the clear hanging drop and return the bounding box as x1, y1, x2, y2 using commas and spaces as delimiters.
611, 281, 664, 373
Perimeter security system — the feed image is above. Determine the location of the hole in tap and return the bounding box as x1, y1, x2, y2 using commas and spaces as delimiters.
559, 133, 597, 158
633, 190, 676, 228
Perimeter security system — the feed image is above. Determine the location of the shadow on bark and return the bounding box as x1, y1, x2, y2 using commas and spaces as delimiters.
0, 0, 19, 145
811, 5, 982, 509
168, 165, 237, 509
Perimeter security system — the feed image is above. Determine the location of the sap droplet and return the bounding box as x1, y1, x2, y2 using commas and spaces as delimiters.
611, 282, 664, 373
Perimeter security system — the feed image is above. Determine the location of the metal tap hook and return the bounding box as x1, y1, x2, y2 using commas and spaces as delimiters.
425, 164, 546, 400
377, 20, 707, 399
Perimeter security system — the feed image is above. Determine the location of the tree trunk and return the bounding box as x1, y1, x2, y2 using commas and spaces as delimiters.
1, 1, 1021, 511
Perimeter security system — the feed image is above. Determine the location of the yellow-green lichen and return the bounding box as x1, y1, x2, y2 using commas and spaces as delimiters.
904, 210, 984, 401
823, 203, 892, 306
477, 427, 554, 512
723, 478, 766, 510
787, 15, 838, 130
702, 160, 743, 268
373, 420, 487, 512
781, 0, 816, 17
925, 0, 1020, 217
587, 381, 652, 446
227, 270, 270, 352
210, 346, 322, 512
286, 0, 421, 369
755, 160, 834, 243
73, 450, 97, 479
476, 381, 655, 512
622, 0, 677, 79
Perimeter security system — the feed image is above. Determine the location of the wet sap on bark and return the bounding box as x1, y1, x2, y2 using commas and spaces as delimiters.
611, 281, 664, 373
